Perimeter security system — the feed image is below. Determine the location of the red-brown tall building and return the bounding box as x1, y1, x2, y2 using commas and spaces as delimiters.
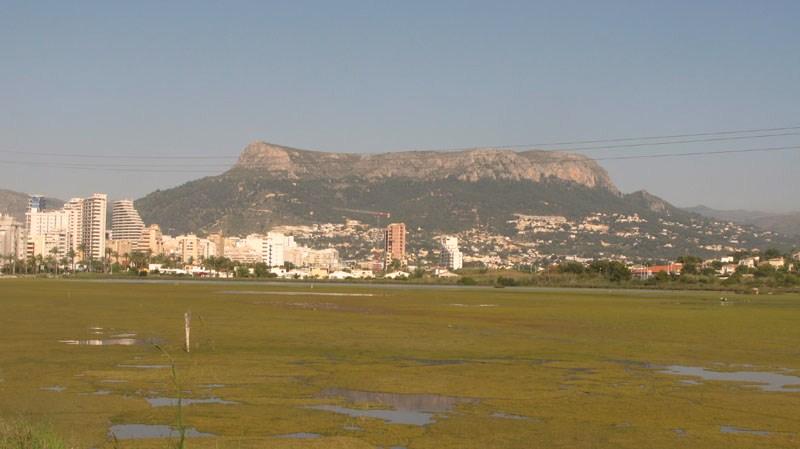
383, 222, 406, 269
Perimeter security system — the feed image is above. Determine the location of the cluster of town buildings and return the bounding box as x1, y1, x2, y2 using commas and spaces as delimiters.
3, 193, 796, 280
0, 194, 464, 278
628, 255, 798, 279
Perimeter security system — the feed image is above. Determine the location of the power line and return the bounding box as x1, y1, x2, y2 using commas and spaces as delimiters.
1, 125, 798, 161
416, 125, 800, 150
5, 132, 796, 169
0, 144, 797, 174
551, 132, 800, 153
592, 144, 800, 161
0, 149, 236, 160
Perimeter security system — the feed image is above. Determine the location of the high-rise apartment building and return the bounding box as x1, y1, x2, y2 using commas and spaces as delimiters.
383, 223, 406, 268
111, 200, 145, 241
81, 194, 107, 261
26, 201, 70, 258
25, 195, 45, 231
63, 198, 84, 255
28, 195, 46, 213
263, 231, 288, 267
24, 193, 108, 261
440, 236, 463, 271
0, 214, 25, 260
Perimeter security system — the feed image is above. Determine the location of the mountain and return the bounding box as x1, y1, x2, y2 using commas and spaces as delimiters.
235, 142, 618, 190
0, 189, 64, 222
686, 205, 800, 236
137, 142, 626, 233
135, 141, 798, 259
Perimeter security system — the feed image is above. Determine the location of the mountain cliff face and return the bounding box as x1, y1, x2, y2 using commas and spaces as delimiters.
234, 142, 619, 192
136, 141, 629, 235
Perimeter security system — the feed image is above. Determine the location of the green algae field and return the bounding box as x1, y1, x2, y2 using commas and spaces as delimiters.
1, 279, 799, 448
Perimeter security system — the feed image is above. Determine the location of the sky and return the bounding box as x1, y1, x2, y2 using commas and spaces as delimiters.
1, 1, 798, 212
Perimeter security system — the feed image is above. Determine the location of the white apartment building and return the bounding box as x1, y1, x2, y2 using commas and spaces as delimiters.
81, 194, 107, 261
111, 200, 145, 241
166, 234, 216, 263
0, 214, 25, 260
285, 245, 340, 270
26, 202, 71, 258
222, 232, 291, 267
26, 208, 69, 237
24, 193, 108, 262
223, 235, 262, 264
263, 232, 289, 267
440, 236, 463, 271
137, 224, 164, 255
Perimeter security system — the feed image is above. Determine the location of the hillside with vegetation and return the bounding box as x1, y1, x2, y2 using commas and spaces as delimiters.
135, 142, 799, 259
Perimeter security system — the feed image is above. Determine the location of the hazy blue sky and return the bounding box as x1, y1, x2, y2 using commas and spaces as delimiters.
1, 1, 798, 212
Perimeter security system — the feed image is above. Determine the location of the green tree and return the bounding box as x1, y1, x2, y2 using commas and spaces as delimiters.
66, 248, 76, 273
387, 258, 402, 271
49, 247, 61, 275
558, 261, 585, 275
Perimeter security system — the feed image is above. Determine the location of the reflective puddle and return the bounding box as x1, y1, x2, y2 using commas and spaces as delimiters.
60, 338, 145, 346
108, 424, 215, 439
307, 388, 476, 426
118, 364, 170, 369
146, 397, 238, 407
660, 365, 800, 392
220, 290, 374, 297
720, 426, 770, 436
308, 405, 434, 426
491, 412, 530, 420
41, 386, 65, 392
273, 432, 321, 439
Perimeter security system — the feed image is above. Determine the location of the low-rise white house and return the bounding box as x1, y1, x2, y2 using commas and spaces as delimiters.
350, 269, 374, 279
720, 264, 738, 276
767, 258, 785, 269
384, 271, 410, 279
738, 257, 759, 268
434, 268, 459, 278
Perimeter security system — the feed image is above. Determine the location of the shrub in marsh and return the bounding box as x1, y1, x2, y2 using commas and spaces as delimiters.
0, 419, 70, 449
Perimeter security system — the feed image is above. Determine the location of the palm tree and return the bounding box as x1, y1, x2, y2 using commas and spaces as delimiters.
105, 247, 113, 274
49, 246, 61, 275
77, 244, 87, 272
66, 248, 76, 273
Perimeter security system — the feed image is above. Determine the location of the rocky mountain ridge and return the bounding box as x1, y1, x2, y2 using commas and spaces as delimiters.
234, 141, 618, 192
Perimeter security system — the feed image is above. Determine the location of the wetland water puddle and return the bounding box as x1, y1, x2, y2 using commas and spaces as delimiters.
273, 433, 321, 439
660, 365, 800, 392
491, 412, 530, 420
146, 397, 238, 407
60, 338, 145, 346
118, 364, 170, 369
720, 426, 770, 436
220, 290, 375, 297
307, 389, 476, 426
109, 424, 214, 439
